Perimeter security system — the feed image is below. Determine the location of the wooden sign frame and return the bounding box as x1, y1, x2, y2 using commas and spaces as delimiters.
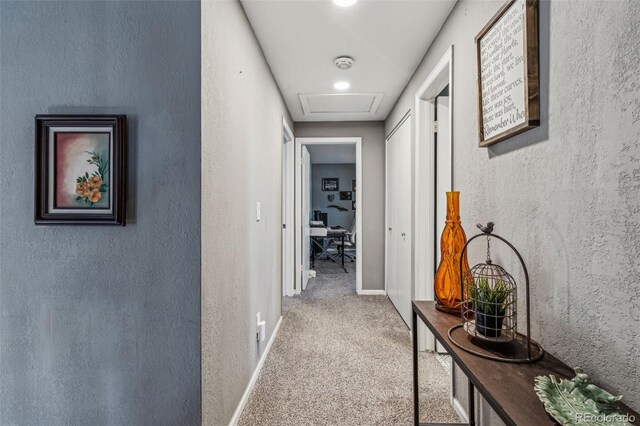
475, 0, 540, 147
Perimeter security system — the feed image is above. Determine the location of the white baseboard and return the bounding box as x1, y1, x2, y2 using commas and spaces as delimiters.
228, 316, 283, 426
358, 289, 386, 295
452, 396, 469, 423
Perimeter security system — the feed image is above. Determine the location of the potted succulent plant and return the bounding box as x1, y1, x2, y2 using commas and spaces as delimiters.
469, 278, 511, 338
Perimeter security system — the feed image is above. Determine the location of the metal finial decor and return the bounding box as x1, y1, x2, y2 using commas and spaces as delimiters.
447, 222, 544, 363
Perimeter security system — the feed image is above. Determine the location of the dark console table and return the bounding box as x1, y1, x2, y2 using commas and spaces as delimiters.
412, 301, 639, 426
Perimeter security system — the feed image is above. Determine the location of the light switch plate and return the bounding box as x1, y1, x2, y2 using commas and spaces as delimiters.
256, 312, 266, 342
256, 202, 261, 221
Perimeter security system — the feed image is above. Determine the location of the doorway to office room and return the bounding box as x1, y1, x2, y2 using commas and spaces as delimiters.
308, 147, 356, 278
293, 137, 362, 295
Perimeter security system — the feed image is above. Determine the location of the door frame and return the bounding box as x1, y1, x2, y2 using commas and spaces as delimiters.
414, 46, 454, 350
300, 145, 312, 292
294, 137, 363, 294
282, 117, 295, 297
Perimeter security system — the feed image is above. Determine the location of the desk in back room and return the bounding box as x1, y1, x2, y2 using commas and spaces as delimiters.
310, 227, 348, 273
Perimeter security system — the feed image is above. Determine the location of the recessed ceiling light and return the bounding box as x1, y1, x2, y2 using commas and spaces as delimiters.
333, 0, 358, 7
334, 81, 350, 90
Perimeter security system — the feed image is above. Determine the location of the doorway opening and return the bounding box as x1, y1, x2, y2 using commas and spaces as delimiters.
414, 46, 454, 351
413, 45, 467, 421
292, 137, 363, 295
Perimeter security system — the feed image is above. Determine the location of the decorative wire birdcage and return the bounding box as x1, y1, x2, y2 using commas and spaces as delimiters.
462, 260, 517, 343
447, 222, 544, 363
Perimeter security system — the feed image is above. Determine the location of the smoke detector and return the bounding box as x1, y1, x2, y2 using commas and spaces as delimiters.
334, 56, 354, 70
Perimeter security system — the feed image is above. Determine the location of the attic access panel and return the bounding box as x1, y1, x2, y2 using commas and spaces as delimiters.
299, 93, 384, 115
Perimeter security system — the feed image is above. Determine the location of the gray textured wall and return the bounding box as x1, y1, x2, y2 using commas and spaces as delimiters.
0, 2, 201, 424
311, 164, 357, 230
295, 122, 386, 291
387, 0, 640, 415
201, 1, 292, 424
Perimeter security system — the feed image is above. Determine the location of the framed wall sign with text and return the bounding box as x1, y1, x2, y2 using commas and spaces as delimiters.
476, 0, 539, 147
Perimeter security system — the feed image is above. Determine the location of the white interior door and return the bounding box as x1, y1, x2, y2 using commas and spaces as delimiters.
301, 146, 312, 291
435, 94, 451, 352
395, 117, 413, 327
386, 136, 398, 304
386, 115, 413, 328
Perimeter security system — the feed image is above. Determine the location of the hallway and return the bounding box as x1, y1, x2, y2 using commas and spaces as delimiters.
238, 260, 460, 425
2, 0, 640, 424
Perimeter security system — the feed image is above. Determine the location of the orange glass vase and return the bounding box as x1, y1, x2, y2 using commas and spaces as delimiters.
434, 191, 470, 315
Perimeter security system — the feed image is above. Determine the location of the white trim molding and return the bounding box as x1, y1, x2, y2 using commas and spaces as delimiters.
229, 316, 284, 426
282, 117, 295, 297
282, 117, 294, 143
452, 397, 469, 424
294, 137, 363, 294
450, 361, 470, 423
358, 289, 386, 296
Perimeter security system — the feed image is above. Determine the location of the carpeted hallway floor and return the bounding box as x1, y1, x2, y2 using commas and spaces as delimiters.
238, 259, 461, 425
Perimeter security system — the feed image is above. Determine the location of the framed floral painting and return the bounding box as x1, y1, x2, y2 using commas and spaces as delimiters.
35, 115, 127, 225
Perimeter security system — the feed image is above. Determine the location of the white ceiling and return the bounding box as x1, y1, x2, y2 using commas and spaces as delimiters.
306, 144, 356, 164
241, 0, 457, 122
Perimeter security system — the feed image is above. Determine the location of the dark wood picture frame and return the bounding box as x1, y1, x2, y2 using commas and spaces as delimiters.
322, 178, 339, 191
339, 191, 352, 201
35, 115, 127, 225
475, 0, 539, 147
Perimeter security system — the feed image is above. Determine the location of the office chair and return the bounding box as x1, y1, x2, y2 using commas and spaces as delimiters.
334, 220, 356, 262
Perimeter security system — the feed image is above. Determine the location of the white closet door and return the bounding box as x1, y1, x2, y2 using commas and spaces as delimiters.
395, 117, 413, 327
386, 115, 412, 327
385, 135, 398, 303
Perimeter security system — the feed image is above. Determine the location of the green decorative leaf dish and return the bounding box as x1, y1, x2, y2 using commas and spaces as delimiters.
534, 368, 634, 425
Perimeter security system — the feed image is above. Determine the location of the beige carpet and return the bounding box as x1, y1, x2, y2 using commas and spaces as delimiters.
238, 259, 461, 425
